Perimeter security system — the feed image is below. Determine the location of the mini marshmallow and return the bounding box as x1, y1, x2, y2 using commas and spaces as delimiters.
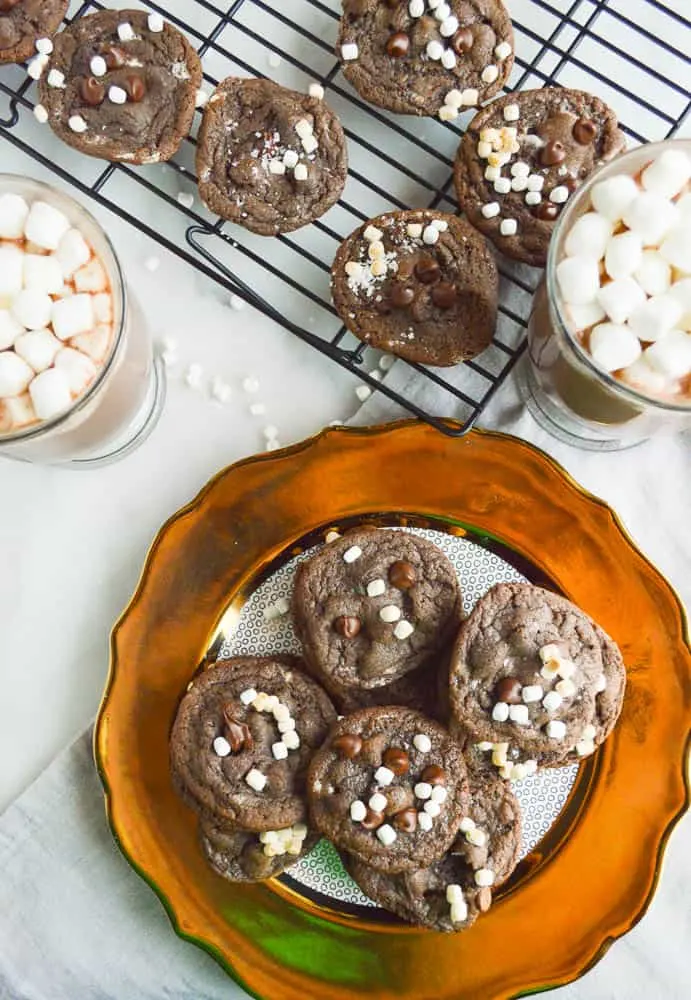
47, 68, 65, 88
526, 174, 544, 193
499, 218, 518, 237
56, 228, 91, 278
54, 347, 97, 394
546, 720, 567, 740
369, 792, 387, 813
24, 200, 70, 250
33, 104, 49, 124
441, 48, 457, 70
240, 688, 257, 705
68, 116, 88, 134
117, 22, 135, 41
14, 329, 61, 372
446, 883, 463, 904
283, 150, 299, 169
509, 704, 530, 725
109, 85, 128, 105
596, 277, 647, 325
424, 800, 441, 817
367, 579, 386, 597
422, 225, 439, 245
23, 254, 64, 295
431, 785, 448, 804
379, 605, 401, 623
438, 105, 458, 123
629, 293, 683, 342
294, 162, 308, 182
474, 869, 495, 888
301, 134, 319, 155
350, 800, 367, 822
0, 193, 29, 239
282, 729, 300, 750
90, 55, 107, 77
670, 279, 691, 330
555, 678, 577, 698
461, 88, 479, 106
374, 766, 394, 786
376, 824, 397, 846
595, 674, 607, 693
495, 41, 512, 61
564, 211, 613, 260
272, 741, 289, 760
245, 768, 267, 792
485, 166, 501, 183
434, 1, 451, 18
465, 827, 487, 847
278, 719, 296, 733
70, 326, 111, 365
492, 702, 509, 722
525, 192, 542, 207
642, 149, 691, 200
521, 685, 543, 703
35, 38, 53, 55
549, 185, 569, 204
308, 82, 325, 99
604, 231, 644, 280
0, 311, 23, 351
623, 192, 679, 246
148, 12, 164, 32
355, 385, 371, 402
27, 55, 48, 80
566, 300, 607, 331
269, 159, 286, 175
591, 174, 639, 222
393, 620, 414, 640
213, 736, 231, 757
343, 545, 362, 563
644, 330, 691, 378
660, 224, 691, 273
414, 782, 432, 800
634, 250, 672, 297
51, 294, 94, 341
0, 392, 35, 431
413, 733, 431, 753
439, 15, 459, 37
589, 322, 642, 372
459, 817, 476, 833
28, 367, 71, 419
620, 356, 669, 395
341, 42, 359, 61
12, 290, 53, 331
494, 178, 511, 194
0, 246, 24, 298
542, 690, 563, 712
481, 65, 499, 84
0, 351, 34, 397
556, 256, 601, 306
481, 202, 500, 219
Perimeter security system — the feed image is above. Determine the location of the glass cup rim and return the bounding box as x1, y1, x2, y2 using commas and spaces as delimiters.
0, 174, 127, 444
545, 139, 691, 415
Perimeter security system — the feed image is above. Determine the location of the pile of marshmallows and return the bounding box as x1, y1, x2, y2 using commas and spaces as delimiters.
556, 148, 691, 397
0, 193, 113, 432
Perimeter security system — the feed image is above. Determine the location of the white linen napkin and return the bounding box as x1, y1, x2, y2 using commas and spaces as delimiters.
1, 367, 689, 1000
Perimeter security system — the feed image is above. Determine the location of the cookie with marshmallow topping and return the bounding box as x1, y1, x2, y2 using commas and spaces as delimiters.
37, 8, 202, 163
0, 0, 67, 66
199, 816, 318, 882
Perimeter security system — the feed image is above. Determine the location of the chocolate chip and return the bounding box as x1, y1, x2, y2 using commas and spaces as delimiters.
392, 807, 417, 833
539, 139, 567, 167
494, 676, 523, 704
102, 45, 127, 70
390, 284, 415, 308
386, 32, 410, 58
332, 733, 363, 759
573, 118, 598, 145
375, 299, 393, 315
431, 282, 457, 309
533, 202, 560, 222
383, 747, 410, 775
452, 27, 474, 54
421, 764, 446, 785
222, 706, 253, 753
124, 74, 146, 102
415, 256, 441, 285
477, 887, 493, 912
361, 808, 385, 830
396, 256, 415, 280
334, 615, 361, 638
79, 77, 106, 107
388, 560, 416, 590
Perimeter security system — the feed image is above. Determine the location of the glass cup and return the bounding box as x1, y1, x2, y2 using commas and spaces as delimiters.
0, 176, 165, 467
519, 140, 691, 451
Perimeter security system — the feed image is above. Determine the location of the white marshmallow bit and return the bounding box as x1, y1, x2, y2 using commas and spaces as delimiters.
576, 740, 596, 757
343, 545, 362, 563
0, 351, 33, 397
73, 259, 107, 293
542, 690, 563, 712
301, 134, 319, 155
424, 800, 441, 817
621, 357, 669, 395
269, 159, 286, 175
14, 329, 61, 372
485, 166, 500, 183
444, 88, 463, 109
446, 883, 463, 904
0, 311, 23, 351
459, 817, 475, 833
12, 290, 52, 331
477, 140, 492, 159
439, 15, 459, 37
28, 367, 71, 419
670, 279, 691, 330
438, 105, 458, 123
495, 41, 512, 61
527, 174, 544, 193
466, 826, 487, 848
566, 300, 607, 331
417, 812, 433, 833
623, 192, 679, 246
0, 246, 24, 298
525, 192, 542, 207
272, 741, 289, 760
642, 149, 691, 199
68, 115, 88, 134
117, 22, 135, 42
510, 161, 530, 177
441, 49, 457, 70
492, 701, 509, 722
461, 88, 479, 106
213, 736, 231, 757
432, 219, 448, 232
367, 578, 386, 597
376, 824, 397, 847
595, 673, 607, 693
596, 277, 646, 325
634, 251, 672, 297
564, 212, 613, 259
355, 385, 371, 402
431, 785, 448, 804
379, 605, 401, 623
393, 620, 415, 640
644, 330, 691, 378
589, 322, 641, 372
282, 729, 300, 750
660, 224, 691, 273
629, 294, 683, 343
509, 704, 530, 725
56, 228, 91, 278
109, 86, 128, 105
555, 678, 577, 698
23, 254, 63, 295
350, 800, 367, 822
474, 869, 495, 888
422, 225, 439, 245
308, 82, 325, 99
90, 55, 107, 77
481, 202, 500, 219
278, 719, 296, 733
549, 185, 569, 204
0, 193, 29, 239
341, 42, 359, 61
482, 65, 499, 84
582, 724, 597, 741
521, 685, 543, 703
414, 782, 432, 800
546, 720, 566, 740
54, 347, 97, 394
407, 223, 423, 238
24, 200, 70, 250
51, 294, 94, 340
0, 392, 35, 431
283, 150, 299, 169
605, 232, 644, 280
476, 741, 494, 752
35, 37, 53, 55
363, 224, 383, 243
409, 0, 425, 14
32, 103, 48, 123
27, 55, 48, 80
245, 768, 267, 792
494, 178, 511, 195
591, 174, 639, 222
240, 688, 258, 705
556, 256, 601, 305
148, 12, 164, 32
369, 792, 387, 813
499, 218, 517, 237
434, 2, 451, 18
413, 733, 431, 753
374, 765, 394, 786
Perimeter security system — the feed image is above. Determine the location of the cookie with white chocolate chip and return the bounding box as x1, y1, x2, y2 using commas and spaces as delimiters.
0, 0, 67, 66
308, 706, 469, 874
449, 583, 626, 773
199, 817, 318, 882
345, 768, 521, 930
196, 77, 348, 235
292, 528, 463, 692
37, 9, 202, 163
331, 210, 498, 366
454, 88, 626, 267
170, 656, 337, 831
337, 0, 514, 120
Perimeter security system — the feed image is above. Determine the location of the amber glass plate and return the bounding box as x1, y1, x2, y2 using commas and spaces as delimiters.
95, 422, 690, 1000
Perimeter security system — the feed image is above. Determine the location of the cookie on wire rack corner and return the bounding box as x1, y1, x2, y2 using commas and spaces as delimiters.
0, 0, 68, 67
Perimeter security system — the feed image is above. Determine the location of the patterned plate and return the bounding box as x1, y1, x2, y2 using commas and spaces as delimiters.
95, 423, 691, 1000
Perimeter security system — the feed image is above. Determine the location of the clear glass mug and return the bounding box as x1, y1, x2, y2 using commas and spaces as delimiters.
0, 176, 164, 466
520, 140, 691, 451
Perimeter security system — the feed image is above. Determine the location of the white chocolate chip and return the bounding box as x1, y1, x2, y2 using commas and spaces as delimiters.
374, 765, 395, 786
343, 545, 362, 563
245, 768, 267, 792
413, 733, 431, 753
376, 824, 397, 846
414, 782, 432, 800
379, 605, 401, 623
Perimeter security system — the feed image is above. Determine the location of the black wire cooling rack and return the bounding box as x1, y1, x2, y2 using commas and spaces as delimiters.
1, 0, 689, 435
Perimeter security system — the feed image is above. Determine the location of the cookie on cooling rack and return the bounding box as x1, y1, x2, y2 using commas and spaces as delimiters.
0, 0, 67, 66
170, 655, 337, 831
331, 209, 498, 366
196, 77, 348, 235
454, 87, 627, 266
346, 766, 521, 931
337, 0, 514, 120
36, 8, 202, 163
199, 816, 319, 882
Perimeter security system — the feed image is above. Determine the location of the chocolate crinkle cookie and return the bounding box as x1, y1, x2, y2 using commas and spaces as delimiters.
449, 582, 626, 779
308, 706, 469, 874
331, 210, 498, 366
196, 77, 348, 235
0, 0, 67, 66
346, 767, 521, 930
170, 655, 337, 831
36, 8, 202, 163
454, 87, 626, 267
337, 0, 514, 120
199, 816, 319, 882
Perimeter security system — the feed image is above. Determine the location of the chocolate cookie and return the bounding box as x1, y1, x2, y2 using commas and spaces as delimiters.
449, 583, 626, 777
37, 9, 202, 163
337, 0, 514, 120
170, 656, 337, 831
346, 769, 521, 930
307, 707, 469, 874
196, 77, 348, 235
454, 87, 626, 267
199, 817, 318, 882
325, 655, 450, 723
331, 210, 498, 366
0, 0, 67, 65
292, 528, 462, 692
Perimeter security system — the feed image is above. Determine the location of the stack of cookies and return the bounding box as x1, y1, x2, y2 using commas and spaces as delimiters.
170, 527, 626, 932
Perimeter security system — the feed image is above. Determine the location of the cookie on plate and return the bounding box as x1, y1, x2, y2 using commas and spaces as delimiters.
308, 706, 469, 874
346, 768, 521, 930
337, 0, 514, 120
292, 528, 463, 692
324, 654, 450, 723
199, 817, 318, 882
448, 582, 626, 777
196, 77, 348, 235
0, 0, 67, 66
453, 87, 626, 266
37, 8, 202, 163
170, 655, 337, 831
331, 210, 498, 366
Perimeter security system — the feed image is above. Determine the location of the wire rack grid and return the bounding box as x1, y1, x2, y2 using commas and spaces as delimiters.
1, 0, 690, 436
